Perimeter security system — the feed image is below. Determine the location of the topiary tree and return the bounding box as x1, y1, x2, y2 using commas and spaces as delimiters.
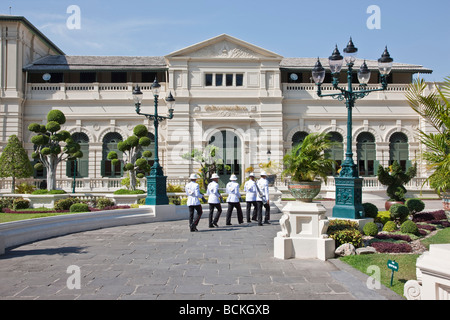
28, 110, 82, 191
405, 198, 425, 215
0, 135, 34, 193
389, 203, 409, 223
377, 160, 417, 202
107, 125, 152, 191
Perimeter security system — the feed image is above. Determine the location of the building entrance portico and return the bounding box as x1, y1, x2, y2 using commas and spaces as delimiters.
208, 130, 242, 187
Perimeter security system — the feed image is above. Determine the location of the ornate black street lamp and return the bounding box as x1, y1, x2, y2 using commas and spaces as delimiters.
312, 38, 393, 219
132, 78, 175, 205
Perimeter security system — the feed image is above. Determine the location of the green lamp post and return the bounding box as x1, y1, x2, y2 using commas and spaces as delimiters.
132, 78, 175, 205
312, 38, 393, 219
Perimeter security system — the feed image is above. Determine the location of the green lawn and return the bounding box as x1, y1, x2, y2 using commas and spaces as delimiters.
421, 227, 450, 249
0, 209, 74, 224
340, 227, 450, 298
340, 253, 420, 297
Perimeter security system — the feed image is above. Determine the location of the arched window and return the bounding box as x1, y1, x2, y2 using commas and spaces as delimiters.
389, 132, 409, 171
67, 132, 89, 178
357, 132, 376, 177
325, 132, 344, 176
101, 132, 123, 178
292, 131, 309, 148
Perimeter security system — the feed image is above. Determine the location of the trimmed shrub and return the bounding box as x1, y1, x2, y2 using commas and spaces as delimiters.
405, 198, 425, 214
389, 204, 409, 222
329, 229, 363, 248
328, 219, 362, 247
113, 189, 145, 195
362, 202, 378, 219
47, 109, 66, 124
400, 220, 419, 235
54, 197, 80, 211
375, 211, 391, 225
69, 203, 89, 213
12, 198, 30, 210
15, 183, 35, 194
32, 189, 66, 195
383, 220, 397, 232
363, 222, 379, 236
133, 124, 148, 137
0, 198, 14, 211
96, 197, 115, 210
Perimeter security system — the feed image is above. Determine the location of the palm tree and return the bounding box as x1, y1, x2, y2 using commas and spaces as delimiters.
405, 76, 450, 196
282, 132, 336, 182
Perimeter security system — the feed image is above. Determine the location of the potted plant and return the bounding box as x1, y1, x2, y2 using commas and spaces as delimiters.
258, 161, 281, 186
282, 132, 336, 202
377, 161, 417, 210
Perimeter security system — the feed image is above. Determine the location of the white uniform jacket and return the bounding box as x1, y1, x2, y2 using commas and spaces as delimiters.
256, 178, 269, 203
226, 181, 241, 203
206, 181, 221, 204
185, 181, 202, 206
244, 179, 257, 202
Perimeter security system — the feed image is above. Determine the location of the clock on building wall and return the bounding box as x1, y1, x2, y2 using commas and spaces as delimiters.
290, 73, 298, 81
42, 73, 51, 82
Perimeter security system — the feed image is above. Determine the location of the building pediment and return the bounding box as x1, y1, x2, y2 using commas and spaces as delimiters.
166, 34, 283, 60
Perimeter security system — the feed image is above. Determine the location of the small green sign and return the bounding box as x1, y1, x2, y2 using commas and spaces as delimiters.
387, 260, 399, 271
387, 260, 399, 286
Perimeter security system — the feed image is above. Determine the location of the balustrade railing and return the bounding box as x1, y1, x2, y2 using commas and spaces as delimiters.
0, 176, 432, 194
27, 82, 167, 99
283, 83, 411, 92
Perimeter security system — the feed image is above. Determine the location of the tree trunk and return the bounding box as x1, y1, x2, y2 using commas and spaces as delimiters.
46, 155, 59, 191
47, 167, 57, 191
11, 176, 16, 194
129, 170, 137, 191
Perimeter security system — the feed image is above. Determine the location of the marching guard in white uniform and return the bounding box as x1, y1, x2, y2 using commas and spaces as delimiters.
206, 173, 223, 227
185, 173, 204, 232
255, 171, 270, 226
244, 172, 258, 223
225, 174, 244, 225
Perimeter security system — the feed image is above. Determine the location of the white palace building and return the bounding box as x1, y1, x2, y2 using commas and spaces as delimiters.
0, 16, 437, 195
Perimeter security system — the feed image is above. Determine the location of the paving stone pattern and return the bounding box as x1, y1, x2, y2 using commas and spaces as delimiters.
0, 200, 428, 300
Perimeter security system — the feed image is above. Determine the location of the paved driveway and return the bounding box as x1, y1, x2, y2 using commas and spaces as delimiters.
0, 202, 409, 301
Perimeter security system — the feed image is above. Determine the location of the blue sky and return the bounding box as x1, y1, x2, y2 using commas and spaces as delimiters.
3, 0, 449, 82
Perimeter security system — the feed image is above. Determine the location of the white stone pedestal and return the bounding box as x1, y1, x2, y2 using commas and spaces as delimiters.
404, 244, 450, 300
274, 201, 335, 261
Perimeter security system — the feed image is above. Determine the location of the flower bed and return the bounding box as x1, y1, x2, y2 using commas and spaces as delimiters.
374, 233, 412, 242
3, 208, 69, 214
371, 242, 412, 253
89, 205, 130, 211
3, 205, 130, 214
413, 210, 447, 222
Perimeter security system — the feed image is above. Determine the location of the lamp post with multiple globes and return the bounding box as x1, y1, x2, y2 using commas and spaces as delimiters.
312, 38, 393, 219
132, 78, 175, 205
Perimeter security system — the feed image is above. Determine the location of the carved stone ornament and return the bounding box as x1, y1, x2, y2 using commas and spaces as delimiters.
190, 40, 261, 59
204, 105, 249, 117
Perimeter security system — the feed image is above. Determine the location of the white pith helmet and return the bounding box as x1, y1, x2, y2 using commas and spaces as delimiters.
190, 173, 198, 180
